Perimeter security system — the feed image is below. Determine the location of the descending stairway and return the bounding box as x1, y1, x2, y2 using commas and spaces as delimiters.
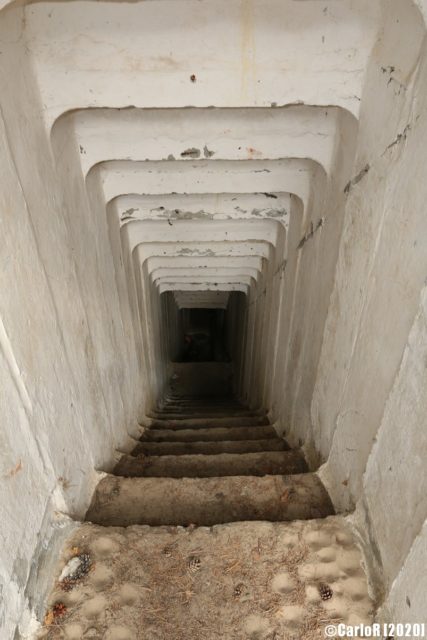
86, 396, 334, 527
39, 394, 375, 639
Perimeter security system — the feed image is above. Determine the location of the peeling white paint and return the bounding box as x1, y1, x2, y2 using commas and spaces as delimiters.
1, 0, 427, 636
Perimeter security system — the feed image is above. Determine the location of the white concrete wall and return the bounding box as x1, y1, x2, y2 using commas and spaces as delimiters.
0, 4, 143, 636
1, 0, 427, 636
312, 0, 427, 616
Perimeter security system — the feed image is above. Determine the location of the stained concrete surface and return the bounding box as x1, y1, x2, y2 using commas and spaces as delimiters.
37, 518, 374, 640
114, 450, 307, 478
2, 2, 427, 635
133, 438, 290, 457
143, 425, 277, 442
85, 473, 334, 527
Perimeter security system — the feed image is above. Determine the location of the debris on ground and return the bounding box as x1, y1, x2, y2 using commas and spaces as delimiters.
59, 552, 92, 591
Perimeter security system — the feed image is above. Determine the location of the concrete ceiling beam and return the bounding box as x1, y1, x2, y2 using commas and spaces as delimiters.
150, 267, 260, 283
101, 160, 313, 216
153, 275, 255, 288
28, 0, 381, 128
158, 283, 249, 295
72, 106, 339, 176
126, 219, 282, 254
173, 291, 231, 309
146, 255, 264, 273
136, 241, 274, 265
109, 192, 292, 227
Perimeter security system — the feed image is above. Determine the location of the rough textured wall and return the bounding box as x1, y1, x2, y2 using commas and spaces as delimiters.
0, 6, 142, 636
274, 110, 358, 446
312, 0, 427, 616
0, 0, 426, 635
364, 285, 427, 604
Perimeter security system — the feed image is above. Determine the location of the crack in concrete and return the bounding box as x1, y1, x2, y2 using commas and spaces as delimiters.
344, 164, 370, 194
297, 218, 324, 249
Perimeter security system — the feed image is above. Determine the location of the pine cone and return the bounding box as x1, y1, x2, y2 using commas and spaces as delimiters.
319, 583, 333, 600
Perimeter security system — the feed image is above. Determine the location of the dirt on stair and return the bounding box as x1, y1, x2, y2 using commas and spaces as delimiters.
134, 438, 290, 456
38, 517, 374, 640
86, 473, 334, 526
148, 415, 270, 429
143, 425, 277, 442
149, 408, 267, 419
114, 450, 308, 478
38, 389, 374, 639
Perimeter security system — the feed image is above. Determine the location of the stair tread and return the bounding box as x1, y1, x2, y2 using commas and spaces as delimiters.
142, 425, 277, 443
149, 415, 270, 429
161, 407, 250, 413
114, 450, 308, 477
148, 410, 266, 423
164, 395, 237, 401
159, 403, 253, 408
163, 403, 241, 409
86, 472, 334, 526
133, 438, 290, 456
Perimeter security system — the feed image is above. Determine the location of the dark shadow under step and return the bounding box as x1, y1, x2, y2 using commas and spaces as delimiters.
133, 437, 289, 456
86, 473, 334, 526
142, 425, 277, 443
114, 449, 308, 478
151, 412, 261, 421
149, 415, 269, 430
156, 400, 257, 409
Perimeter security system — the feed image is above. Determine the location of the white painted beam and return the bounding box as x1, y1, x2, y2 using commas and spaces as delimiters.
73, 106, 337, 174
100, 159, 313, 214
27, 1, 380, 127
158, 283, 249, 294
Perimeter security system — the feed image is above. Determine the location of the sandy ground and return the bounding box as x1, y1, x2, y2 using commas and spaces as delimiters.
38, 516, 374, 640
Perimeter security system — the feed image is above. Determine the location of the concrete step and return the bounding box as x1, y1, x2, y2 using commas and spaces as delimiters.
86, 473, 334, 526
161, 400, 262, 409
149, 415, 270, 430
164, 394, 237, 401
151, 409, 262, 420
142, 425, 277, 443
161, 398, 246, 407
161, 402, 256, 412
159, 403, 247, 414
133, 438, 289, 457
114, 450, 308, 477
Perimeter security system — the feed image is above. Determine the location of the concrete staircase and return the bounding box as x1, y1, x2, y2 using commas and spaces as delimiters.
39, 394, 375, 639
86, 396, 334, 527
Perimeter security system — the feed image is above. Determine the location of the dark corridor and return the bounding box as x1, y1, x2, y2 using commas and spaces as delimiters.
178, 308, 229, 362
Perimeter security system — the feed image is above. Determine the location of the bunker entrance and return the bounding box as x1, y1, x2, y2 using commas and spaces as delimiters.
177, 308, 229, 362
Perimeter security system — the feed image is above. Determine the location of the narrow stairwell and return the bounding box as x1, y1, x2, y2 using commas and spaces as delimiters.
86, 396, 334, 527
39, 382, 375, 639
